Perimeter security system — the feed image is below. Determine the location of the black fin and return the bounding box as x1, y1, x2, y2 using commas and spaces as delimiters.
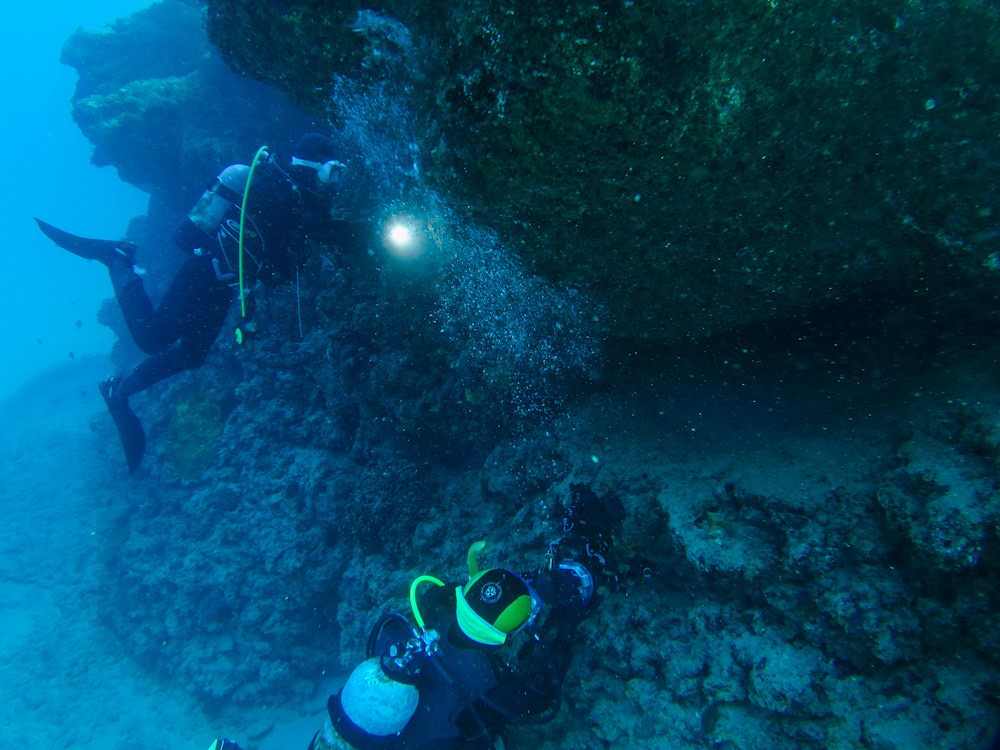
99, 381, 146, 474
35, 218, 137, 265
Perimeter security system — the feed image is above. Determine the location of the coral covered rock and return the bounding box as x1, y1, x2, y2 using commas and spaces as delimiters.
204, 0, 1000, 339
62, 0, 318, 209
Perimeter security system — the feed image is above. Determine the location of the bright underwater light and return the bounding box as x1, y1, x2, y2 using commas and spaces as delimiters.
383, 216, 424, 260
388, 223, 412, 247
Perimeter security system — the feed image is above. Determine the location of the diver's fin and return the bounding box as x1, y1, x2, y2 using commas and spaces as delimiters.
99, 378, 146, 474
35, 218, 137, 266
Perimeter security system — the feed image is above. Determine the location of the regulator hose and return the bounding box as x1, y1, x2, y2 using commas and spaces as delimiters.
238, 145, 269, 319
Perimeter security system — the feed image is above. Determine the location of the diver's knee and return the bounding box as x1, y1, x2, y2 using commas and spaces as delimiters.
175, 345, 210, 371
131, 330, 173, 356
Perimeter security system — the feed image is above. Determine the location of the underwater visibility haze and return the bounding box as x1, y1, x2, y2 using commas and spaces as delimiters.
0, 0, 151, 401
3, 0, 1000, 748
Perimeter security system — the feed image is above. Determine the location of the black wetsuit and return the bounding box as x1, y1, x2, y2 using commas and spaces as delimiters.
109, 253, 232, 397
111, 162, 338, 399
326, 587, 576, 750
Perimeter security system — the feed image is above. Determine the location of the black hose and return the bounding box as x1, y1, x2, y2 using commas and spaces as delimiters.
366, 611, 410, 659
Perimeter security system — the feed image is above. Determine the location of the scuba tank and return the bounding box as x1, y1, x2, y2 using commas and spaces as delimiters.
345, 577, 446, 735
181, 162, 264, 288
320, 579, 445, 749
339, 656, 420, 736
171, 149, 271, 348
188, 164, 251, 236
321, 549, 527, 750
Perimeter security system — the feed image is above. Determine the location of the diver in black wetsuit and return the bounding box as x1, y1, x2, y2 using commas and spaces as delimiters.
36, 133, 358, 473
311, 546, 592, 750
212, 545, 596, 750
210, 486, 626, 750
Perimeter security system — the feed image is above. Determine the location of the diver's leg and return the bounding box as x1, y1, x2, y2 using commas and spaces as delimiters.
99, 376, 146, 474
100, 262, 232, 473
108, 260, 171, 355
113, 272, 233, 398
34, 216, 167, 354
110, 254, 223, 355
100, 329, 215, 473
149, 255, 228, 345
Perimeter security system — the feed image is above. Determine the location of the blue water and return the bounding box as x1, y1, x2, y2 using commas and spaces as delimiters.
0, 0, 150, 400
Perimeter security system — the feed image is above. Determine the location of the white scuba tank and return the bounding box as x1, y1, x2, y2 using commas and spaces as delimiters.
188, 164, 251, 236
340, 657, 419, 736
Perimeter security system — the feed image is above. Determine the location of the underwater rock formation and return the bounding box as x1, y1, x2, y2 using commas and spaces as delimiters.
62, 0, 318, 211
89, 301, 1000, 746
204, 0, 1000, 339
63, 2, 1000, 747
93, 228, 593, 704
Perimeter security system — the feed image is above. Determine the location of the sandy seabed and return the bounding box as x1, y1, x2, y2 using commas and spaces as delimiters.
0, 356, 329, 750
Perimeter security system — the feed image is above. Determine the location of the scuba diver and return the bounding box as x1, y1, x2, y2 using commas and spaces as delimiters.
210, 485, 625, 750
36, 133, 357, 473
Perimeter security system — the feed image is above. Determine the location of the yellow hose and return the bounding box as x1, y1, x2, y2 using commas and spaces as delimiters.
239, 146, 269, 318
409, 575, 445, 630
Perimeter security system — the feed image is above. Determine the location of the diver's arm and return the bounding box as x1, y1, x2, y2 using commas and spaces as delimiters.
478, 636, 565, 723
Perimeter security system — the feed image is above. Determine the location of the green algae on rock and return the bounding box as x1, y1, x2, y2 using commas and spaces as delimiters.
62, 0, 320, 210
161, 383, 226, 480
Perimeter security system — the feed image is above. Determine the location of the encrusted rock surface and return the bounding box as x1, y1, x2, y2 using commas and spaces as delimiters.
61, 3, 1000, 747
203, 0, 1000, 339
63, 0, 318, 210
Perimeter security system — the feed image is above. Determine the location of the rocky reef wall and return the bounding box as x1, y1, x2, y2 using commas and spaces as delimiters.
63, 0, 319, 211
62, 2, 1000, 747
203, 0, 1000, 339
